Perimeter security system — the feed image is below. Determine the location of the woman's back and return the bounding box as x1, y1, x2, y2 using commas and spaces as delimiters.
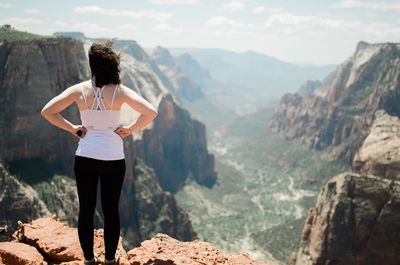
75, 80, 125, 161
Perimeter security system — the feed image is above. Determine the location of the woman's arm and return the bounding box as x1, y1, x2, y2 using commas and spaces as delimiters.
41, 85, 86, 138
114, 86, 158, 138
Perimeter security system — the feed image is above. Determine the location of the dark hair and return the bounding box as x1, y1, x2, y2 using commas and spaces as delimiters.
88, 40, 121, 87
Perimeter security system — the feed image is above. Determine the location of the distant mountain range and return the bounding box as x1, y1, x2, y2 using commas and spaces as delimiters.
168, 47, 336, 99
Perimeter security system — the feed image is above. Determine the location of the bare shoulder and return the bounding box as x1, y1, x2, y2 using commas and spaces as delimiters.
118, 84, 158, 114
63, 81, 86, 96
119, 84, 140, 97
63, 80, 90, 100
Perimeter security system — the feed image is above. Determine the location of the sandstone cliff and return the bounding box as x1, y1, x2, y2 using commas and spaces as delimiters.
272, 42, 400, 163
0, 38, 87, 173
0, 217, 276, 265
353, 110, 400, 181
289, 173, 400, 265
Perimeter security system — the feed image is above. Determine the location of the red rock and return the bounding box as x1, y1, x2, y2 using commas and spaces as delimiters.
13, 216, 128, 264
127, 233, 276, 265
0, 242, 47, 265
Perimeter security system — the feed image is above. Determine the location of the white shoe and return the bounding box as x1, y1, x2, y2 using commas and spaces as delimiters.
104, 252, 119, 264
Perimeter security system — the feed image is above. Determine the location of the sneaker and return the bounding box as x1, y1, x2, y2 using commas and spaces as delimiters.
104, 252, 119, 264
84, 251, 98, 265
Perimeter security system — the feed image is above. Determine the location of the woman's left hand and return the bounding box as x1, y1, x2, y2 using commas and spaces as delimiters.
114, 126, 132, 138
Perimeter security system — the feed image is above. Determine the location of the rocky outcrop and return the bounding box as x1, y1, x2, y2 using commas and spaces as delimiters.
0, 217, 275, 265
353, 110, 400, 181
119, 156, 198, 248
289, 173, 400, 265
134, 94, 217, 192
127, 233, 276, 265
0, 242, 47, 265
272, 42, 400, 163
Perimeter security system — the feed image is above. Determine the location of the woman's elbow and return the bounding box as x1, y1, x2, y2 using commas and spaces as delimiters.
40, 108, 47, 117
41, 107, 51, 118
148, 108, 158, 118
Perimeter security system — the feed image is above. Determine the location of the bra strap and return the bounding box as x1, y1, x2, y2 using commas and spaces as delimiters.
90, 83, 107, 110
81, 83, 89, 109
110, 84, 119, 109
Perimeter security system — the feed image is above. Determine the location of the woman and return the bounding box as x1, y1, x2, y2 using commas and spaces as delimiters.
41, 40, 158, 264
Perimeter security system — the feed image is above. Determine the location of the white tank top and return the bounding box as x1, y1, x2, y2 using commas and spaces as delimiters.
75, 80, 125, 160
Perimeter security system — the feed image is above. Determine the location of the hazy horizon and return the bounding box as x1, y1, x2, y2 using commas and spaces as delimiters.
1, 0, 400, 65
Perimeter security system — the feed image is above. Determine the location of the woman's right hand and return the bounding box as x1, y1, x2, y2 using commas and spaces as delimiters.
70, 125, 87, 139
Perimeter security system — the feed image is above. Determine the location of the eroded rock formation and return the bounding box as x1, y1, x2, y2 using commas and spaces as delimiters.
289, 173, 400, 265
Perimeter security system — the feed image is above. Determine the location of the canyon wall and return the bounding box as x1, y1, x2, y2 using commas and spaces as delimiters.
272, 42, 400, 163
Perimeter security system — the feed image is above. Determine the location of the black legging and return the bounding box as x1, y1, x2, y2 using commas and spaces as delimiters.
73, 155, 126, 261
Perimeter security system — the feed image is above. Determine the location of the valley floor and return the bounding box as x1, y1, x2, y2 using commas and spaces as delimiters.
175, 104, 348, 264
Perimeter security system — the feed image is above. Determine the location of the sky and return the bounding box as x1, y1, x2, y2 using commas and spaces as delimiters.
1, 0, 400, 65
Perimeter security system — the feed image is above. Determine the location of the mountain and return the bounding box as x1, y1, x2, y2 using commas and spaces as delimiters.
0, 29, 220, 248
149, 46, 204, 102
174, 52, 211, 84
147, 46, 238, 131
271, 41, 400, 163
169, 48, 336, 100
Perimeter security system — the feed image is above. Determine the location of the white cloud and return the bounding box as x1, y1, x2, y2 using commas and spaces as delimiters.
24, 9, 41, 14
117, 24, 139, 31
205, 16, 260, 38
72, 22, 112, 34
253, 5, 283, 14
148, 0, 198, 4
74, 6, 172, 21
153, 23, 183, 35
224, 1, 245, 12
6, 17, 44, 26
331, 0, 400, 11
206, 16, 244, 29
264, 13, 342, 30
253, 6, 265, 13
0, 2, 11, 8
55, 20, 68, 27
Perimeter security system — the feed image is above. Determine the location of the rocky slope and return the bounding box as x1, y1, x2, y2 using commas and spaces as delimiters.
288, 172, 400, 265
0, 31, 217, 248
271, 41, 400, 163
0, 217, 276, 265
